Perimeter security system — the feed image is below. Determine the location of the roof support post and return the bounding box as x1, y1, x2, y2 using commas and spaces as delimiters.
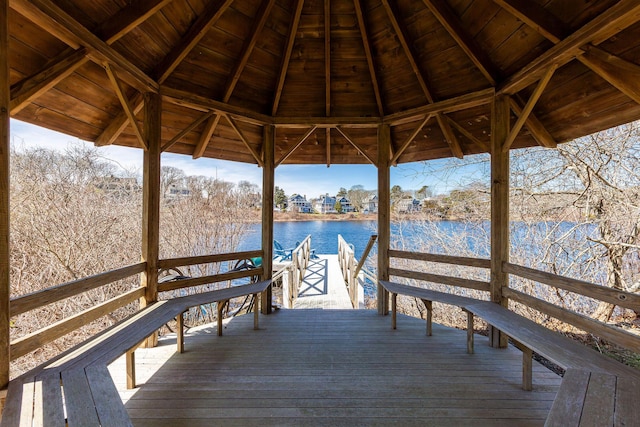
140, 91, 161, 346
0, 0, 10, 390
490, 95, 510, 348
377, 124, 391, 315
261, 125, 275, 314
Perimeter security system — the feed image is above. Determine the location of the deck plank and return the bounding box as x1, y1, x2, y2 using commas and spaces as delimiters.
109, 310, 562, 426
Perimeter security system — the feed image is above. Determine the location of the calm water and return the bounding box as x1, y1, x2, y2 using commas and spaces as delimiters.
238, 220, 378, 259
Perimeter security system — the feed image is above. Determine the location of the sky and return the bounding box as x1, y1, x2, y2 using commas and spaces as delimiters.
10, 119, 484, 197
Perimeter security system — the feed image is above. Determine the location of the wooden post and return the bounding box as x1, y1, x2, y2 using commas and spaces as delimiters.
0, 0, 9, 390
125, 351, 135, 389
176, 312, 184, 353
490, 94, 510, 348
377, 124, 391, 315
261, 125, 274, 314
141, 92, 161, 347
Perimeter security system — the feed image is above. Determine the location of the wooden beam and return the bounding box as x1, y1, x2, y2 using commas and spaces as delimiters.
422, 0, 498, 85
385, 87, 495, 125
261, 125, 275, 314
224, 0, 277, 102
163, 86, 271, 125
324, 0, 331, 116
495, 0, 640, 108
490, 95, 510, 349
10, 48, 88, 114
325, 128, 331, 167
391, 114, 433, 165
95, 93, 144, 146
445, 115, 490, 152
354, 0, 384, 116
141, 91, 161, 316
0, 0, 9, 390
192, 115, 220, 159
503, 64, 557, 152
491, 0, 565, 44
105, 64, 147, 150
97, 0, 173, 44
509, 96, 556, 149
499, 0, 640, 95
578, 47, 640, 106
335, 127, 377, 166
377, 124, 391, 315
272, 0, 304, 116
436, 113, 464, 159
276, 126, 317, 166
381, 0, 434, 102
272, 117, 381, 127
155, 0, 234, 83
11, 0, 158, 93
161, 110, 215, 152
227, 116, 264, 167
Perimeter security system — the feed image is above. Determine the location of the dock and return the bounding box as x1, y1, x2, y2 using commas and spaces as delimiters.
292, 254, 353, 309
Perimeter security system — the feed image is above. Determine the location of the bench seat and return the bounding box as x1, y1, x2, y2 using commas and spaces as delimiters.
0, 280, 271, 427
379, 280, 640, 426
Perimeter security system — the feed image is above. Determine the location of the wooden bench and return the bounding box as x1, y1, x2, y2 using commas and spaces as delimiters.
0, 280, 271, 427
545, 369, 640, 427
380, 280, 640, 425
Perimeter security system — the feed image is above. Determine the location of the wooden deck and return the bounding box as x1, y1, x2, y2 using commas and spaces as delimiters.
293, 255, 353, 310
108, 310, 561, 426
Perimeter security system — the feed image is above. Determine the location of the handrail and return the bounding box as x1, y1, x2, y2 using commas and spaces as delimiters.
338, 234, 377, 308
10, 262, 146, 316
277, 236, 312, 308
387, 251, 640, 354
9, 251, 266, 362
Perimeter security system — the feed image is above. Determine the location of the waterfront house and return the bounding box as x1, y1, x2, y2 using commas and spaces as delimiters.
314, 194, 337, 214
3, 1, 640, 425
287, 194, 312, 213
363, 194, 378, 214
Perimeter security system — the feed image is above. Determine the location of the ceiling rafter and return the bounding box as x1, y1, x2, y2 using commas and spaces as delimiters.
161, 110, 215, 152
227, 116, 265, 167
98, 0, 173, 44
498, 0, 640, 95
276, 126, 318, 166
494, 0, 640, 106
194, 0, 277, 159
503, 64, 557, 152
353, 0, 384, 116
385, 87, 495, 126
11, 0, 158, 93
391, 114, 433, 165
381, 0, 464, 158
192, 115, 221, 159
444, 116, 489, 152
10, 48, 88, 114
272, 0, 305, 116
422, 0, 498, 85
335, 127, 377, 166
155, 0, 234, 84
509, 96, 556, 149
105, 64, 147, 150
435, 114, 463, 158
324, 0, 331, 116
10, 0, 162, 117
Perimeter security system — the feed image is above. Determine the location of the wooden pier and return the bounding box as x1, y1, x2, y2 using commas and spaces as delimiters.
109, 310, 561, 426
292, 255, 353, 310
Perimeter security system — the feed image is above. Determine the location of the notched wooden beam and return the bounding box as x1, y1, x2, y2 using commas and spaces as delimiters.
227, 116, 264, 167
276, 126, 317, 166
391, 114, 433, 165
436, 114, 463, 159
509, 96, 556, 149
192, 115, 220, 159
335, 127, 377, 166
162, 111, 215, 152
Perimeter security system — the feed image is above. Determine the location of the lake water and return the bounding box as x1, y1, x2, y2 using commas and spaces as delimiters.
238, 220, 378, 259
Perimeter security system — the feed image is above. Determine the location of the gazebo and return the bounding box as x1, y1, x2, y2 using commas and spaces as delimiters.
2, 0, 640, 425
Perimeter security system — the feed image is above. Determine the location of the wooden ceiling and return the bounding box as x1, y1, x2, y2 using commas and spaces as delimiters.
8, 0, 640, 165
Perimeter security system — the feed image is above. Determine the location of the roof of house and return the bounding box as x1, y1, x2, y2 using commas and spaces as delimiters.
8, 1, 640, 165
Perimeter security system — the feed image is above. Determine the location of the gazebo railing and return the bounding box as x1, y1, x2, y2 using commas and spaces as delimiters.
8, 250, 263, 364
388, 250, 640, 354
